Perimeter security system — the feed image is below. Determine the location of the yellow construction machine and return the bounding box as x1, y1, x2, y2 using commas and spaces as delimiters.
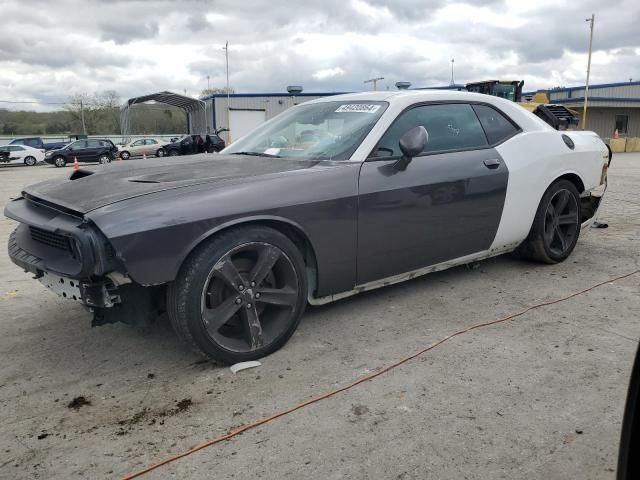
465, 80, 579, 130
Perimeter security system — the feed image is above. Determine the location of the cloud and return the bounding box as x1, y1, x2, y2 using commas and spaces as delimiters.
0, 0, 638, 111
313, 67, 346, 80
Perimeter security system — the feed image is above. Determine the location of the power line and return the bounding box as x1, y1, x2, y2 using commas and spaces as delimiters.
0, 99, 110, 106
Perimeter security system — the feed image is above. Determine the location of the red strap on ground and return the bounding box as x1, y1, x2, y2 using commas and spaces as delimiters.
122, 269, 639, 479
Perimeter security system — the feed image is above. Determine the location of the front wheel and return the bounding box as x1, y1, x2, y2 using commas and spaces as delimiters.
167, 226, 308, 364
98, 154, 111, 165
120, 151, 130, 160
24, 156, 37, 166
156, 148, 165, 157
53, 156, 66, 168
520, 179, 581, 264
168, 149, 179, 157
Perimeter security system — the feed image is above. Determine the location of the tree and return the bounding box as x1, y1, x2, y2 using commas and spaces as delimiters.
64, 90, 122, 135
200, 86, 235, 98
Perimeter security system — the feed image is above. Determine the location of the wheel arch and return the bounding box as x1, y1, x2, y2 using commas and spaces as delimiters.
175, 216, 320, 298
547, 171, 585, 195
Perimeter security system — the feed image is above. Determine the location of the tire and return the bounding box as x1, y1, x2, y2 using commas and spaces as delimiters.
167, 226, 308, 364
120, 151, 130, 160
98, 154, 111, 165
156, 148, 165, 157
168, 149, 179, 157
24, 156, 37, 166
520, 179, 581, 264
53, 156, 66, 168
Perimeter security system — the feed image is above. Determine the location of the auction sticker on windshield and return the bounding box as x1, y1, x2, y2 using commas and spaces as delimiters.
335, 104, 381, 113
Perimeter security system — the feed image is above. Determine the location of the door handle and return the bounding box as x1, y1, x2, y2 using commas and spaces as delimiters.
483, 158, 501, 169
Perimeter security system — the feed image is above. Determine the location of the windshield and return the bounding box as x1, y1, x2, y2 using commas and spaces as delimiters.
223, 100, 388, 160
493, 84, 516, 101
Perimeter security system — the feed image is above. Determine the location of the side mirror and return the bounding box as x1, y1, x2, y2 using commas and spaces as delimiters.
396, 126, 428, 171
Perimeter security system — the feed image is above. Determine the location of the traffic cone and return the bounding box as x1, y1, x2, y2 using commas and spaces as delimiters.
73, 157, 79, 171
613, 129, 619, 139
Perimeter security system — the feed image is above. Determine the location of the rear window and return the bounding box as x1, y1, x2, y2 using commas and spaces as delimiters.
472, 104, 519, 144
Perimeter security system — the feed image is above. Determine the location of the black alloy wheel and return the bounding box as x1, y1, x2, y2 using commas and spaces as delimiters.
202, 242, 300, 353
120, 151, 130, 160
520, 179, 581, 264
168, 226, 307, 364
543, 188, 579, 257
156, 148, 165, 157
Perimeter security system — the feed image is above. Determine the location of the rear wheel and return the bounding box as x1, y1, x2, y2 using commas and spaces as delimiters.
98, 154, 111, 165
53, 156, 66, 168
520, 179, 581, 264
168, 149, 179, 157
24, 156, 37, 166
167, 226, 308, 364
156, 148, 165, 157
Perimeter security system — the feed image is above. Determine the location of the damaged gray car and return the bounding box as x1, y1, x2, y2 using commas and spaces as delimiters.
5, 91, 609, 363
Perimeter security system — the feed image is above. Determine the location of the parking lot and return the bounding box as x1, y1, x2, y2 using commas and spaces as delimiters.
0, 154, 639, 479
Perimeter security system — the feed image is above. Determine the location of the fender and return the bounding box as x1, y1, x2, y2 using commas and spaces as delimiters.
172, 214, 320, 281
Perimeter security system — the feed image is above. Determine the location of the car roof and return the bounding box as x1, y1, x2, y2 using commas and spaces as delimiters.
304, 89, 552, 132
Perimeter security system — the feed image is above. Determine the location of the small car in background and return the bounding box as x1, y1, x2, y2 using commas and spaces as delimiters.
7, 137, 70, 151
160, 135, 196, 156
118, 138, 167, 159
0, 144, 45, 166
44, 139, 118, 167
160, 130, 227, 157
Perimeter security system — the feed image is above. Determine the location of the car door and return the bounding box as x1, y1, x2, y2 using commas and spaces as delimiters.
85, 139, 103, 161
7, 146, 24, 162
356, 102, 511, 285
144, 139, 159, 155
128, 139, 145, 156
68, 140, 88, 161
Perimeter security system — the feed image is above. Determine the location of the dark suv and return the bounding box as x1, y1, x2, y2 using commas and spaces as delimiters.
44, 139, 118, 167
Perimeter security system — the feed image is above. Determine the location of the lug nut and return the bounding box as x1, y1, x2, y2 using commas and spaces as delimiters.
250, 281, 256, 287
235, 298, 242, 304
238, 285, 244, 291
246, 304, 252, 309
255, 293, 261, 299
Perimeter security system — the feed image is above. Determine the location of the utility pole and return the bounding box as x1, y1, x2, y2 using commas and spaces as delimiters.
582, 13, 595, 129
80, 100, 87, 135
450, 58, 455, 86
207, 75, 210, 91
223, 41, 230, 139
364, 77, 384, 91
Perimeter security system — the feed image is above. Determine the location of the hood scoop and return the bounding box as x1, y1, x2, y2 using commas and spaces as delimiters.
69, 169, 94, 180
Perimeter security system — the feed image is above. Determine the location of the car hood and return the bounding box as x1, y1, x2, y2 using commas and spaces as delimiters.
23, 154, 318, 214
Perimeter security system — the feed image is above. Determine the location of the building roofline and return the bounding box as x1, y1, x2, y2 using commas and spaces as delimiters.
549, 96, 640, 104
201, 92, 351, 100
413, 84, 466, 90
544, 80, 640, 93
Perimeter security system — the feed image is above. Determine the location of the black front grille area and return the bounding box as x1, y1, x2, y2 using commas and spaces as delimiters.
29, 226, 71, 252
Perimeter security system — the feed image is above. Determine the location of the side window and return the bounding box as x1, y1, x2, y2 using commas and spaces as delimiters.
145, 139, 157, 145
26, 139, 39, 147
12, 139, 25, 145
69, 141, 84, 150
87, 140, 101, 148
472, 105, 519, 144
131, 140, 144, 146
373, 103, 488, 157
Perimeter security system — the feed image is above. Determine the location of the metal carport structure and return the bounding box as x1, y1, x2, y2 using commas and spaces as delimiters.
120, 91, 211, 137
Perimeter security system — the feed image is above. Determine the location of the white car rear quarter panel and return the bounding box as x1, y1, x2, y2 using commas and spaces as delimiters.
491, 129, 608, 249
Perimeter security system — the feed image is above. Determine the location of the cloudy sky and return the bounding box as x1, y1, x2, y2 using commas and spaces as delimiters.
1, 0, 639, 110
